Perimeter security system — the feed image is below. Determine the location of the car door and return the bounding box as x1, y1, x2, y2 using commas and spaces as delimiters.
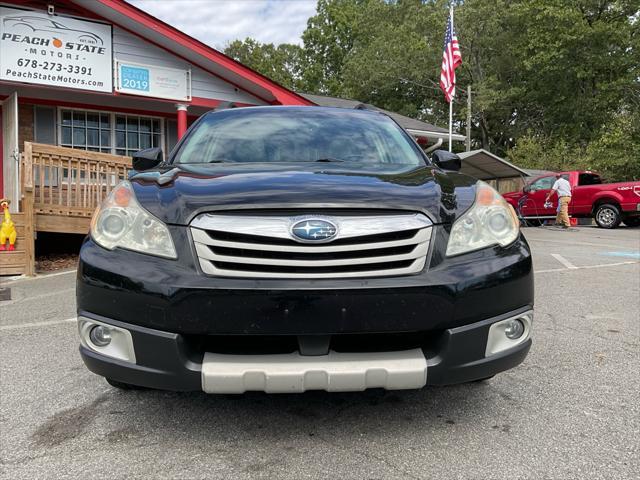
520, 175, 557, 217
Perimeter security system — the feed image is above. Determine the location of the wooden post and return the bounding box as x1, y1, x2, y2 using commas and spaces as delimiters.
22, 190, 35, 276
22, 142, 35, 276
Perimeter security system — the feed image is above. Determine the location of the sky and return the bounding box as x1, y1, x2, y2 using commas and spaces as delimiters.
127, 0, 318, 50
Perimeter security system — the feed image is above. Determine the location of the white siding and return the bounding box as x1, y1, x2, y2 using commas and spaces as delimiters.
113, 28, 266, 105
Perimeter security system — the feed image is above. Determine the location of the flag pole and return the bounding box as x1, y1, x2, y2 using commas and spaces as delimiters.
449, 97, 453, 152
448, 4, 454, 152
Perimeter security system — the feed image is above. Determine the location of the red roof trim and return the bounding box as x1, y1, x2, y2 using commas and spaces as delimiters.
89, 0, 312, 106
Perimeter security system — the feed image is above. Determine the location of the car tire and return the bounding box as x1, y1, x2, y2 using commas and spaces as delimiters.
106, 378, 145, 390
623, 217, 640, 228
594, 204, 621, 229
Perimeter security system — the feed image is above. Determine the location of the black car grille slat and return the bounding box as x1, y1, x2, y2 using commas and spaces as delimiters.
209, 244, 416, 261
211, 260, 415, 274
206, 228, 418, 247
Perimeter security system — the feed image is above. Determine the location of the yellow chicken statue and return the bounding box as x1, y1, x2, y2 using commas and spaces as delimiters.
0, 198, 17, 251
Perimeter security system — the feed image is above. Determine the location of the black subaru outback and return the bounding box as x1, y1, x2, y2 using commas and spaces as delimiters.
77, 106, 533, 393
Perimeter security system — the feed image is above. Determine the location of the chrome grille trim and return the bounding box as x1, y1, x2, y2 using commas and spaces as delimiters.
190, 213, 432, 240
196, 258, 428, 279
190, 212, 432, 279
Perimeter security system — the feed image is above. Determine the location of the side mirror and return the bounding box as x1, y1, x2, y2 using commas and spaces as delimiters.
431, 150, 461, 171
132, 147, 163, 171
523, 184, 531, 193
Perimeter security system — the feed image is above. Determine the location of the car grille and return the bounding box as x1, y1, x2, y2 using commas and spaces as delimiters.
190, 212, 433, 279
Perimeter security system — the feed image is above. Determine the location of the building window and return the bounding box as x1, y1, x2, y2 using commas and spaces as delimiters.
58, 109, 164, 156
60, 110, 111, 153
115, 115, 162, 157
34, 106, 56, 145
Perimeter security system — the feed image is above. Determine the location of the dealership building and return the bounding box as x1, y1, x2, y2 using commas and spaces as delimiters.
0, 0, 316, 204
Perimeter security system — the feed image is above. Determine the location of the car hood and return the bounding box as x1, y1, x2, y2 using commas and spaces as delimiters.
130, 162, 478, 225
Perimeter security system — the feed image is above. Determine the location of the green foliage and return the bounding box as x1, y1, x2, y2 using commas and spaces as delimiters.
223, 0, 640, 179
585, 113, 640, 181
508, 113, 640, 181
301, 0, 363, 94
224, 39, 304, 90
506, 135, 591, 173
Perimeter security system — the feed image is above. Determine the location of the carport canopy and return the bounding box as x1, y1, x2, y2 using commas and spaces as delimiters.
456, 149, 529, 180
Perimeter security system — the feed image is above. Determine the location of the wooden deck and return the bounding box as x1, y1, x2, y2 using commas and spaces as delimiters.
1, 143, 131, 276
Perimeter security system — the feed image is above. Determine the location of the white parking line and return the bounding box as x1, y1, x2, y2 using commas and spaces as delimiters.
0, 269, 77, 286
0, 317, 77, 331
535, 260, 639, 274
2, 288, 76, 306
528, 238, 624, 248
551, 254, 578, 269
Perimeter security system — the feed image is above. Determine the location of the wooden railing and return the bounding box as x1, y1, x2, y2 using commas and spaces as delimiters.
22, 143, 132, 217
16, 143, 133, 275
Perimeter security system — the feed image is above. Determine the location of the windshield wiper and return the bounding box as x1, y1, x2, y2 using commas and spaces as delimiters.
206, 159, 232, 163
314, 157, 345, 163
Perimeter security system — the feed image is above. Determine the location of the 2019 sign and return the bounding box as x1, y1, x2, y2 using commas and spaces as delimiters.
116, 61, 191, 102
0, 7, 112, 92
120, 65, 150, 92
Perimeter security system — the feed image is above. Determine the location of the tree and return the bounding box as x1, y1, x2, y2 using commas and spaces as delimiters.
222, 0, 639, 177
505, 0, 640, 144
224, 39, 304, 90
507, 112, 640, 182
300, 0, 363, 94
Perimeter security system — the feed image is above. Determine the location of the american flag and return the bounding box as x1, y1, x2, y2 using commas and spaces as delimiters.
439, 12, 462, 103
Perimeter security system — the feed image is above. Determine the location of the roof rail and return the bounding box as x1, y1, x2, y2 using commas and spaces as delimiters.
354, 104, 388, 118
215, 101, 238, 111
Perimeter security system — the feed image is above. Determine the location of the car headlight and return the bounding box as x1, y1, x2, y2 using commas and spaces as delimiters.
446, 181, 519, 256
90, 181, 177, 259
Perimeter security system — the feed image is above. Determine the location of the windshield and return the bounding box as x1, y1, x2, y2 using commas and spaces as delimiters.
172, 108, 426, 166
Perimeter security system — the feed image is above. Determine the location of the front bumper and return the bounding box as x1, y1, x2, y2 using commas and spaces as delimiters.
79, 308, 533, 392
77, 229, 533, 335
77, 227, 534, 391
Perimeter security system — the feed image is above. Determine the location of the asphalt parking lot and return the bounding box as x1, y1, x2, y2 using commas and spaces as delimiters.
1, 226, 639, 479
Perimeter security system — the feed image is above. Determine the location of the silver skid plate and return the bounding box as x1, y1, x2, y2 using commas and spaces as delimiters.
201, 349, 427, 394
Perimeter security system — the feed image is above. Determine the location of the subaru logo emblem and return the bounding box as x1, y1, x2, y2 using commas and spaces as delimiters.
290, 218, 338, 243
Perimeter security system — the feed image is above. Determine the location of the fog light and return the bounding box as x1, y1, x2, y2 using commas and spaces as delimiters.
504, 319, 525, 339
89, 325, 112, 347
486, 311, 532, 357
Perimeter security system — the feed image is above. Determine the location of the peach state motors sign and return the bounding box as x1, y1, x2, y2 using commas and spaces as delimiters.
0, 7, 112, 92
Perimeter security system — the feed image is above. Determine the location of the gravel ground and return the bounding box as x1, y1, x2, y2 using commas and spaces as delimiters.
1, 226, 638, 479
35, 254, 79, 273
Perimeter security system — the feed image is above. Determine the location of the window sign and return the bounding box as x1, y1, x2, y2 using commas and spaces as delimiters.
116, 60, 191, 101
0, 7, 112, 92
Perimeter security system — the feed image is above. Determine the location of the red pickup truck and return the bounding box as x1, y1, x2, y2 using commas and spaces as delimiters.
503, 171, 640, 228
